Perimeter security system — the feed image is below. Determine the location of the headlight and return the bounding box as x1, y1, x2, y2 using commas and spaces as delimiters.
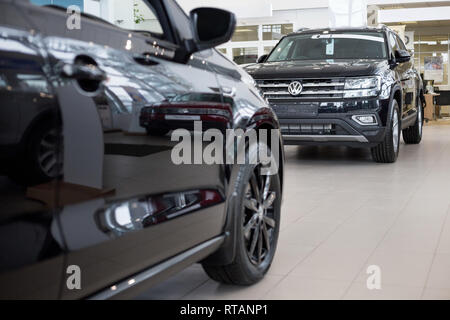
344, 77, 381, 98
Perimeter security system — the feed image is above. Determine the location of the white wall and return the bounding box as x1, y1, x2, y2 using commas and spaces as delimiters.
176, 0, 273, 18
84, 0, 100, 16
238, 8, 330, 29
86, 0, 450, 30
379, 6, 450, 23
368, 0, 450, 5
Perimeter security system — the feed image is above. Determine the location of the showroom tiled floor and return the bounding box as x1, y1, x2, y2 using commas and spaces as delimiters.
136, 124, 450, 300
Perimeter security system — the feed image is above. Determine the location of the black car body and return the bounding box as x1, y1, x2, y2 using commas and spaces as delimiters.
0, 0, 284, 299
245, 26, 425, 163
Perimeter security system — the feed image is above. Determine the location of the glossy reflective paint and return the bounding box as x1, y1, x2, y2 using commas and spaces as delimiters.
245, 59, 390, 79
0, 0, 282, 299
245, 28, 423, 147
0, 23, 64, 299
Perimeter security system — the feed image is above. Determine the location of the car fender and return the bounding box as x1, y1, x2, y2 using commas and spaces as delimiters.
202, 110, 284, 266
387, 83, 403, 125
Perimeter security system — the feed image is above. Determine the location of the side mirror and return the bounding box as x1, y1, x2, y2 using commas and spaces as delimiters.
395, 49, 411, 63
190, 7, 236, 51
257, 54, 268, 63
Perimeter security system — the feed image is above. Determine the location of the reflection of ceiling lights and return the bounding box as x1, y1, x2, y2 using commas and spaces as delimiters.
236, 29, 255, 32
125, 40, 132, 50
414, 41, 437, 45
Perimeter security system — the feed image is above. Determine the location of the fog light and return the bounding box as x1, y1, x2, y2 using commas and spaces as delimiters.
352, 115, 378, 126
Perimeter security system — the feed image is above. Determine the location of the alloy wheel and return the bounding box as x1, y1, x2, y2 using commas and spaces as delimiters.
392, 109, 399, 153
418, 103, 423, 137
243, 165, 277, 266
37, 128, 60, 178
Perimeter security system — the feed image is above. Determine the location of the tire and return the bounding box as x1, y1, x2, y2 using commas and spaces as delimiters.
371, 99, 400, 163
146, 128, 170, 136
202, 143, 281, 285
9, 121, 61, 185
402, 99, 423, 144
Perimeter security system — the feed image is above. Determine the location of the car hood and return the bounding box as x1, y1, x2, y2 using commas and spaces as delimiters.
244, 59, 388, 79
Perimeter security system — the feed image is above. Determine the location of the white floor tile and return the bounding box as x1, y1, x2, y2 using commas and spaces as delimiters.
135, 125, 450, 300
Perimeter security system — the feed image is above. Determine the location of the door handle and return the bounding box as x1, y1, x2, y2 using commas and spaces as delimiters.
222, 86, 236, 97
60, 63, 107, 82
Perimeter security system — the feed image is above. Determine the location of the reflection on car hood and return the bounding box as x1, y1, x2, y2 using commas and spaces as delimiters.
244, 59, 388, 78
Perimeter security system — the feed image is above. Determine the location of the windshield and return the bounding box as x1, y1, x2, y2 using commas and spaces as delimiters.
267, 32, 388, 62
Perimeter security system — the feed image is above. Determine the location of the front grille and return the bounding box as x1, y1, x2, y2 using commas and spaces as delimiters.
256, 78, 345, 101
281, 123, 335, 135
280, 123, 351, 136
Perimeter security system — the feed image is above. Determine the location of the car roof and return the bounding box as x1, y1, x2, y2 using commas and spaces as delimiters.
288, 26, 390, 37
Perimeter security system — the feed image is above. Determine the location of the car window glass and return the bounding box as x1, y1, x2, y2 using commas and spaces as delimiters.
396, 35, 407, 51
30, 0, 164, 36
274, 40, 294, 61
389, 32, 399, 52
267, 32, 387, 62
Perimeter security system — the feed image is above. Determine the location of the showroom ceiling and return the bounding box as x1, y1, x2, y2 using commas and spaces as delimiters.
379, 1, 450, 9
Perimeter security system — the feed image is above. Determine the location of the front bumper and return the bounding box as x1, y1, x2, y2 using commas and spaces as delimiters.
272, 99, 389, 147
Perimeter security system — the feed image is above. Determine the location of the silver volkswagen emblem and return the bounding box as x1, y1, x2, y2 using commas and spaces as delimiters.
288, 81, 303, 96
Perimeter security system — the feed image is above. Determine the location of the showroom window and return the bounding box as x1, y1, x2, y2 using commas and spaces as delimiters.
218, 22, 295, 64
217, 48, 227, 55
30, 0, 163, 35
232, 47, 258, 65
30, 0, 84, 10
413, 34, 450, 88
231, 26, 259, 42
264, 46, 275, 55
262, 24, 293, 40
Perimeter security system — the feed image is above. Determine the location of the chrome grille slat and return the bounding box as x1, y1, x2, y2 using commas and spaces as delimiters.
263, 90, 344, 96
266, 96, 338, 100
256, 78, 345, 101
303, 83, 345, 87
258, 84, 289, 88
281, 123, 334, 135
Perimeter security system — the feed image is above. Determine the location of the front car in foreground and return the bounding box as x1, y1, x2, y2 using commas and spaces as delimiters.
0, 0, 283, 299
245, 26, 425, 163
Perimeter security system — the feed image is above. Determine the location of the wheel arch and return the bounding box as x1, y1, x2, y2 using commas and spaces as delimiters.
388, 85, 403, 126
19, 107, 60, 153
202, 121, 284, 266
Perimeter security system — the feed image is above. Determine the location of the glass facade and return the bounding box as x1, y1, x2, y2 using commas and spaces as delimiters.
30, 0, 163, 35
232, 47, 258, 65
262, 24, 293, 40
231, 26, 259, 42
31, 0, 84, 10
220, 23, 294, 64
413, 34, 450, 88
264, 46, 275, 55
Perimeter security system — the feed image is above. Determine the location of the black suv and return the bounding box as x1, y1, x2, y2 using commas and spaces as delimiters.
245, 26, 425, 163
0, 0, 283, 299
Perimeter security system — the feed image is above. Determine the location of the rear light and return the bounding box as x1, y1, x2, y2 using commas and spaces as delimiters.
140, 102, 232, 123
